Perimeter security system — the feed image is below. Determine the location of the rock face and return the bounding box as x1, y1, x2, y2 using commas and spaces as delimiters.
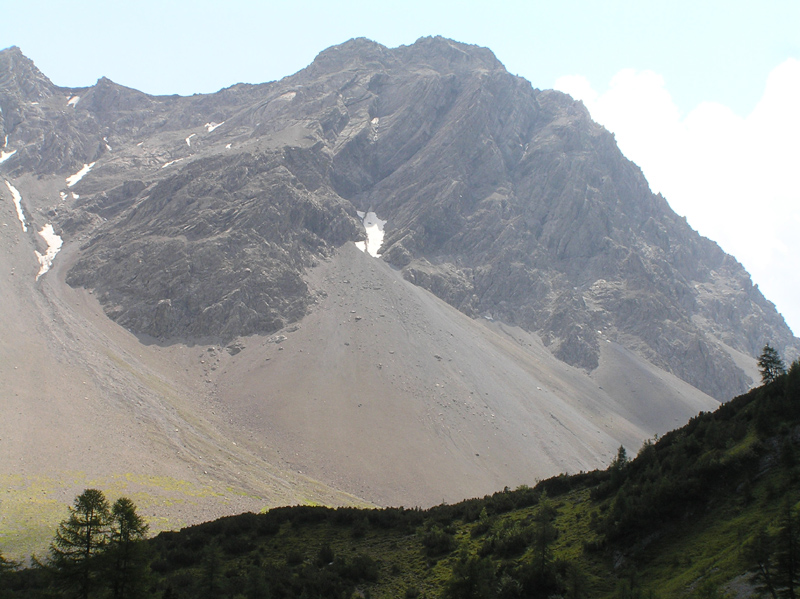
0, 38, 796, 399
66, 149, 361, 339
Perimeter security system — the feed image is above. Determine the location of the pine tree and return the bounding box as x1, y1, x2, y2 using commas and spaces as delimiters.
787, 360, 800, 403
0, 550, 17, 574
107, 497, 150, 599
744, 527, 779, 599
201, 543, 224, 599
442, 550, 495, 599
776, 500, 800, 599
610, 445, 629, 489
0, 550, 19, 592
533, 491, 559, 582
759, 344, 787, 384
49, 488, 111, 599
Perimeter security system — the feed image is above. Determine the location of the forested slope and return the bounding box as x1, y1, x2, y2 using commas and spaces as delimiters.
4, 358, 800, 598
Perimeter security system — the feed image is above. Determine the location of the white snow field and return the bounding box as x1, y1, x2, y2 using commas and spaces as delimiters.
354, 211, 386, 257
162, 158, 184, 169
35, 224, 63, 280
4, 180, 27, 231
66, 162, 95, 187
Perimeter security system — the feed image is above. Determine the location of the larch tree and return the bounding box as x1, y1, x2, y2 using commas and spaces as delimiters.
533, 491, 559, 582
776, 499, 800, 599
107, 497, 150, 599
0, 550, 19, 592
49, 488, 111, 599
759, 344, 787, 384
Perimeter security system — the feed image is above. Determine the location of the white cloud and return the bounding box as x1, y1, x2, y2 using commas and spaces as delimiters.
552, 74, 598, 107
555, 60, 800, 336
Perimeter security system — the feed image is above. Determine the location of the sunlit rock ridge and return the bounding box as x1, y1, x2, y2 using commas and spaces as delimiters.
0, 38, 795, 400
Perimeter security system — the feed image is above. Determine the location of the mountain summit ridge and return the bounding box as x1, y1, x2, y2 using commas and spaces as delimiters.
0, 38, 795, 401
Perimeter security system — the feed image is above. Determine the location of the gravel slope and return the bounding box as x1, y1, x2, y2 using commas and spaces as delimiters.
214, 243, 717, 506
0, 219, 717, 558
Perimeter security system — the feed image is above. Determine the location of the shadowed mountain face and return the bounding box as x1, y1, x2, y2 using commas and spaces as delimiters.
0, 38, 795, 399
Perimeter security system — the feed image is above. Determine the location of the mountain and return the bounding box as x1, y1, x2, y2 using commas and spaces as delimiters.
0, 38, 797, 556
2, 39, 795, 398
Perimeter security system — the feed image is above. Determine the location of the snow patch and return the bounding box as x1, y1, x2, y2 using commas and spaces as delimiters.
35, 224, 63, 280
60, 191, 68, 202
3, 135, 7, 147
354, 211, 386, 258
185, 134, 196, 147
162, 158, 184, 169
0, 149, 16, 164
103, 136, 112, 151
204, 121, 224, 133
225, 143, 232, 149
67, 95, 80, 106
4, 180, 27, 232
66, 162, 95, 187
370, 117, 380, 142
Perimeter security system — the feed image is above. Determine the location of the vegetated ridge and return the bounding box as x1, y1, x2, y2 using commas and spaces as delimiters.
4, 359, 800, 598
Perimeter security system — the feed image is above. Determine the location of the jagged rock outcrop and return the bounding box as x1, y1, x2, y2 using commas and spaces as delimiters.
66, 148, 361, 339
1, 38, 795, 399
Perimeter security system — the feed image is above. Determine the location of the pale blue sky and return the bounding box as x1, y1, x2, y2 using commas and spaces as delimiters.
3, 0, 799, 336
4, 1, 797, 115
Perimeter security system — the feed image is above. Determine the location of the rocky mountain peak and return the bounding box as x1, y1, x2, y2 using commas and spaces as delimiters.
0, 46, 56, 101
78, 76, 155, 115
304, 36, 505, 82
309, 37, 390, 71
2, 39, 796, 402
398, 35, 505, 73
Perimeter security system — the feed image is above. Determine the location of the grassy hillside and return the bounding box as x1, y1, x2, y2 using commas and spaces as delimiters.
4, 361, 799, 598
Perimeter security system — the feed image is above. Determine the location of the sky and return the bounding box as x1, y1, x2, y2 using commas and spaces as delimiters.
3, 0, 799, 336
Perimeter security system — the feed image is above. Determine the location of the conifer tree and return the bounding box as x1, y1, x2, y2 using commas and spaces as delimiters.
744, 527, 779, 599
201, 543, 224, 599
49, 488, 111, 599
0, 550, 18, 592
609, 445, 629, 489
0, 550, 17, 574
107, 497, 150, 599
759, 344, 787, 384
533, 491, 558, 581
776, 500, 800, 599
442, 550, 495, 599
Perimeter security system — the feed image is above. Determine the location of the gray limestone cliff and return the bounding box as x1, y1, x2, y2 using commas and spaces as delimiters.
1, 38, 795, 399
